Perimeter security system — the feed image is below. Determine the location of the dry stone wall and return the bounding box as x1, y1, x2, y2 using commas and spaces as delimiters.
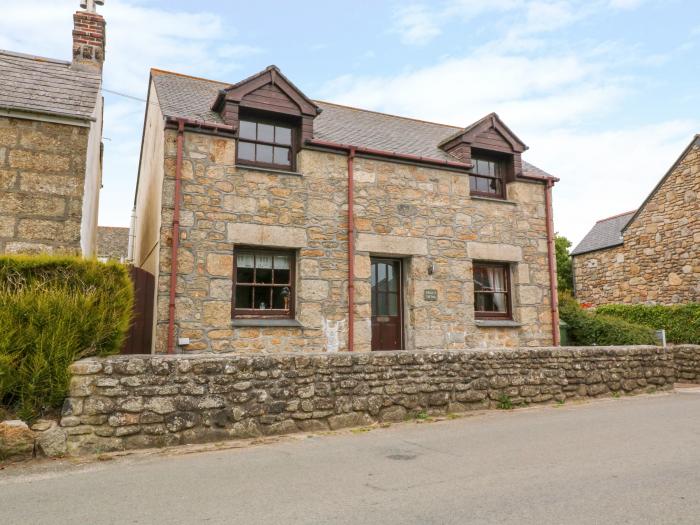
573, 140, 700, 305
60, 346, 676, 455
0, 117, 89, 254
675, 345, 700, 383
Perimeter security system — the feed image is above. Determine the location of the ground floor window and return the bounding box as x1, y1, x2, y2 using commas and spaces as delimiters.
232, 248, 295, 318
473, 262, 512, 319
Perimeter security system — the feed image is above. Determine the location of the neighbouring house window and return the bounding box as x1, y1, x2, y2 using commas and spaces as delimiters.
237, 117, 295, 170
473, 262, 512, 319
470, 156, 506, 199
232, 249, 295, 318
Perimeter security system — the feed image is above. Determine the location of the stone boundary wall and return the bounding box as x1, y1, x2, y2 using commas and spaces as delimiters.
674, 345, 700, 383
58, 346, 680, 455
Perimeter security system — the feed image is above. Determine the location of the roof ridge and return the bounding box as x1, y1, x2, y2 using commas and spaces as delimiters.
596, 210, 637, 223
150, 68, 230, 86
0, 49, 70, 66
312, 100, 463, 130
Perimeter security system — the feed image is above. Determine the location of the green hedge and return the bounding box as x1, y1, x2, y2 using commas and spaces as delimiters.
0, 255, 133, 420
559, 294, 657, 346
596, 303, 700, 344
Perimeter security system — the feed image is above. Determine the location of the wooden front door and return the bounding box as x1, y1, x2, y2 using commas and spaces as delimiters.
371, 258, 403, 351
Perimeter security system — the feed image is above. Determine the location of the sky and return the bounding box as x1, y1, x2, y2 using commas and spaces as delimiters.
0, 0, 698, 246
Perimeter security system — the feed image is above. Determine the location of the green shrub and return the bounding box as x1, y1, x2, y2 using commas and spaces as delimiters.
559, 294, 656, 346
596, 304, 700, 344
0, 255, 133, 420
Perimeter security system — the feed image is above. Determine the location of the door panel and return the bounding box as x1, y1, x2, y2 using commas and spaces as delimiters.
371, 258, 403, 351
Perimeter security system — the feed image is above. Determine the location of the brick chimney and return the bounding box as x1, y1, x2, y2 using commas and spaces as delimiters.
72, 3, 106, 72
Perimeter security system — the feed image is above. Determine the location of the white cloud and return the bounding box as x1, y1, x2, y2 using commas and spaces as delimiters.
392, 4, 443, 45
0, 0, 260, 227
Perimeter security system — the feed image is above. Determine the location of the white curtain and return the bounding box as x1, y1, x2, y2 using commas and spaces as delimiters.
488, 267, 506, 312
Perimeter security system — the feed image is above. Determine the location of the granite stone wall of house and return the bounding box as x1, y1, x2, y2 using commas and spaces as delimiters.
97, 226, 129, 261
0, 117, 89, 255
58, 345, 678, 455
573, 141, 700, 306
152, 130, 553, 354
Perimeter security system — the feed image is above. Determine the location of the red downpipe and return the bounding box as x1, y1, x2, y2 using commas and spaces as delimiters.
306, 139, 474, 171
544, 179, 560, 346
347, 147, 356, 352
166, 119, 185, 354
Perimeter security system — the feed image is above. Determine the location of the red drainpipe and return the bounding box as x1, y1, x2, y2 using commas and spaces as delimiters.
544, 179, 560, 346
347, 147, 356, 352
166, 119, 185, 354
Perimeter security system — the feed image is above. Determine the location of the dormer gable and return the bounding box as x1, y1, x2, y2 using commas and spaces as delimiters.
212, 65, 321, 142
439, 113, 528, 191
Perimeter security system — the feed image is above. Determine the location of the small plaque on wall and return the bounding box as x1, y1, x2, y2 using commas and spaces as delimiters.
424, 289, 438, 301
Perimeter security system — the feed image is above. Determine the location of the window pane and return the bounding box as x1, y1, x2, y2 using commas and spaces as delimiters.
256, 254, 272, 284
257, 123, 274, 142
238, 141, 255, 161
240, 120, 256, 140
378, 292, 388, 315
388, 293, 398, 316
254, 286, 273, 309
236, 254, 254, 283
272, 287, 291, 310
387, 264, 397, 291
273, 146, 291, 166
475, 292, 508, 313
273, 255, 291, 284
256, 144, 273, 163
377, 263, 387, 292
275, 126, 292, 146
237, 267, 254, 283
274, 255, 290, 270
470, 176, 478, 192
236, 286, 253, 309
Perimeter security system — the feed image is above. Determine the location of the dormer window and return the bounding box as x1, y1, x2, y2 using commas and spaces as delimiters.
470, 155, 506, 199
237, 115, 296, 170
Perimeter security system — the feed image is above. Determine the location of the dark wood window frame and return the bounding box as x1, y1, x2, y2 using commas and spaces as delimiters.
231, 247, 296, 319
473, 261, 513, 320
236, 113, 299, 172
469, 153, 509, 199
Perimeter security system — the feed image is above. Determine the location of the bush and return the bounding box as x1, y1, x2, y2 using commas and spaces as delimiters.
559, 294, 656, 346
0, 255, 133, 420
596, 304, 700, 344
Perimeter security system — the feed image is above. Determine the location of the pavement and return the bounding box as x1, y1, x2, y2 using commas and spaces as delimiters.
2, 388, 700, 524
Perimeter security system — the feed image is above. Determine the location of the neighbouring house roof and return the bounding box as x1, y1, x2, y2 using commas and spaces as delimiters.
571, 211, 637, 256
0, 49, 101, 121
150, 68, 552, 179
97, 226, 129, 261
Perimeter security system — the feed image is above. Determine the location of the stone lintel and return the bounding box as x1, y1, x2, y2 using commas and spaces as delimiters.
356, 233, 428, 256
467, 242, 522, 262
227, 223, 307, 248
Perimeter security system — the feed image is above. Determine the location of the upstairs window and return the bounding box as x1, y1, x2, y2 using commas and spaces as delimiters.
237, 117, 295, 170
233, 248, 295, 319
470, 156, 506, 199
473, 262, 512, 319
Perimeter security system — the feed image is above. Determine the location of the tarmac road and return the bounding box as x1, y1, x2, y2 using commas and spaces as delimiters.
2, 389, 700, 524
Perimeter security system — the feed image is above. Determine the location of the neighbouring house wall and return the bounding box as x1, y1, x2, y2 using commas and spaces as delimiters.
0, 116, 89, 255
573, 141, 700, 306
152, 131, 553, 354
133, 83, 165, 275
59, 346, 677, 455
80, 95, 104, 257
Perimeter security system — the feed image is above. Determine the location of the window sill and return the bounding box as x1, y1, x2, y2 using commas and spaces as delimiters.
470, 195, 517, 205
232, 318, 304, 328
475, 320, 523, 328
235, 164, 302, 177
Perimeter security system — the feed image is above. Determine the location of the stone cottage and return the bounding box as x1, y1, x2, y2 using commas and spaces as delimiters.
572, 134, 700, 305
0, 3, 105, 256
97, 226, 129, 262
132, 65, 560, 354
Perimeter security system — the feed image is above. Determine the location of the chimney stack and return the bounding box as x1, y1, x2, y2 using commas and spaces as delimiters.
72, 1, 106, 72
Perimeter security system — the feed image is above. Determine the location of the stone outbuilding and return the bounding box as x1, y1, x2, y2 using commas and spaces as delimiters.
572, 135, 700, 305
0, 3, 106, 256
132, 65, 560, 354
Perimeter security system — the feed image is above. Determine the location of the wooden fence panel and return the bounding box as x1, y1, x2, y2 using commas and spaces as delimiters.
121, 266, 155, 355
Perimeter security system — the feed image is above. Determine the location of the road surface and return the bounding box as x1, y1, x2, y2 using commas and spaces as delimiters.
2, 389, 700, 524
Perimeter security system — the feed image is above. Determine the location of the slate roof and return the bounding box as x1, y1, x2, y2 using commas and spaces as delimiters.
97, 226, 129, 260
0, 50, 101, 120
571, 211, 636, 256
150, 69, 552, 178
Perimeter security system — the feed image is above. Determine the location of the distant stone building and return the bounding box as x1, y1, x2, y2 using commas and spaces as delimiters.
132, 65, 560, 354
97, 226, 129, 262
0, 4, 105, 256
572, 135, 700, 305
